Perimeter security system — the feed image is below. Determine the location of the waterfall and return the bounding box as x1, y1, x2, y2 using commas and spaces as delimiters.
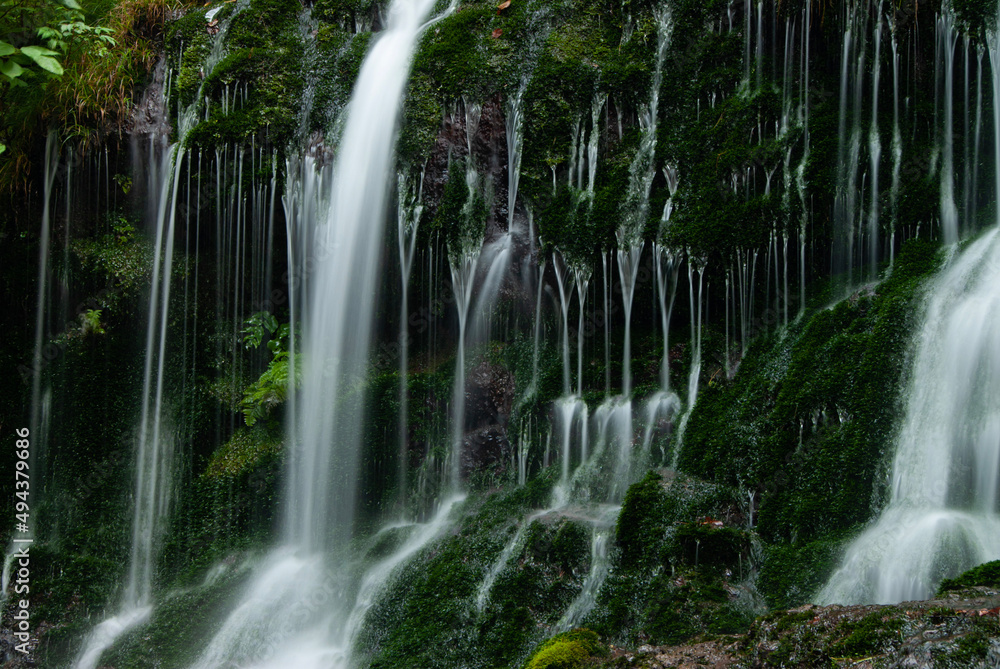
817, 229, 1000, 605
890, 16, 902, 267
574, 265, 592, 396
190, 1, 452, 666
397, 170, 424, 511
614, 5, 671, 397
867, 5, 882, 276
506, 81, 526, 229
602, 252, 611, 395
938, 7, 959, 245
471, 232, 513, 345
616, 240, 643, 396
73, 12, 231, 656
553, 251, 573, 396
672, 254, 705, 467
74, 137, 184, 669
586, 93, 606, 201
449, 246, 480, 489
556, 513, 616, 631
28, 133, 58, 495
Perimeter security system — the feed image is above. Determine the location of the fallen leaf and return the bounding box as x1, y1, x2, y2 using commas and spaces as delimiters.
491, 28, 503, 38
498, 0, 511, 9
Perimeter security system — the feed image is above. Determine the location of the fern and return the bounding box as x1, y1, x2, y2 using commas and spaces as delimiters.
240, 312, 298, 426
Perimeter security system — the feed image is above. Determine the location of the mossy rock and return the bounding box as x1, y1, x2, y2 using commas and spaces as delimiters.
937, 560, 1000, 595
524, 628, 604, 669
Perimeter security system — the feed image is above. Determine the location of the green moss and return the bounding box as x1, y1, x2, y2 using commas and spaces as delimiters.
411, 4, 494, 101
677, 239, 944, 610
524, 628, 604, 669
168, 0, 305, 150
615, 470, 665, 566
937, 559, 1000, 595
204, 424, 283, 477
432, 157, 488, 258
100, 565, 256, 669
828, 609, 904, 658
359, 476, 589, 669
397, 71, 440, 166
948, 618, 1000, 663
672, 523, 748, 568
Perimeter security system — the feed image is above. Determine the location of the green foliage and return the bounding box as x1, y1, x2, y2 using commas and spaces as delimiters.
80, 308, 105, 334
241, 310, 279, 349
170, 0, 305, 150
952, 0, 997, 36
946, 618, 1000, 663
937, 560, 1000, 595
240, 312, 297, 427
756, 538, 842, 610
72, 213, 154, 294
524, 628, 603, 669
204, 424, 282, 477
0, 0, 115, 88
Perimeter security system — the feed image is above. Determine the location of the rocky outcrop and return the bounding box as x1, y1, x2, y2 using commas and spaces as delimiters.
596, 588, 1000, 669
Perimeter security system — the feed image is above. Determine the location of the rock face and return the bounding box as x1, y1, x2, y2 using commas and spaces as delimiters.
460, 359, 515, 478
596, 589, 1000, 669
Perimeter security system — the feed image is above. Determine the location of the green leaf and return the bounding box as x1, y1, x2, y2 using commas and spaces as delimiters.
20, 47, 63, 75
0, 41, 14, 57
0, 60, 25, 79
60, 0, 83, 9
21, 45, 61, 58
0, 143, 6, 156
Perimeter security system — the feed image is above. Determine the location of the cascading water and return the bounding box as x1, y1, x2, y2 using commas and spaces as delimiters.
397, 170, 424, 510
817, 229, 1000, 605
74, 26, 219, 660
190, 1, 456, 666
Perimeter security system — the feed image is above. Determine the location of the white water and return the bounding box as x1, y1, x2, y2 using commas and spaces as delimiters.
817, 229, 1000, 605
397, 170, 424, 509
506, 81, 526, 228
472, 232, 513, 344
939, 7, 960, 246
191, 1, 449, 666
74, 143, 183, 669
553, 251, 574, 395
74, 9, 248, 666
616, 241, 643, 396
672, 255, 706, 467
574, 266, 592, 396
449, 246, 480, 488
556, 507, 616, 631
288, 0, 442, 545
0, 550, 15, 601
476, 503, 558, 612
867, 6, 882, 276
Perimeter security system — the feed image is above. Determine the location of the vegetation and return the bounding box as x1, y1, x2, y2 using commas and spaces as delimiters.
524, 629, 604, 669
937, 560, 1000, 595
1, 0, 175, 189
5, 0, 1000, 667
